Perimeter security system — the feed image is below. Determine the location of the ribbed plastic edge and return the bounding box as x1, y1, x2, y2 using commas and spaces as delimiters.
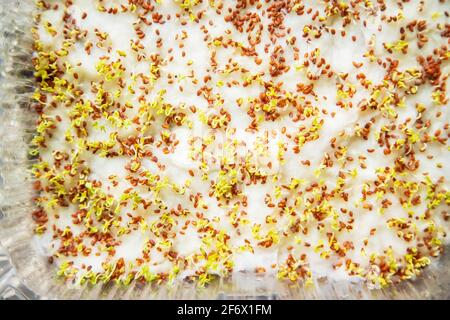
0, 0, 449, 300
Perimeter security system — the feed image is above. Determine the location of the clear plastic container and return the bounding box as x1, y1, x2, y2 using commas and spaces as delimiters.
1, 0, 449, 300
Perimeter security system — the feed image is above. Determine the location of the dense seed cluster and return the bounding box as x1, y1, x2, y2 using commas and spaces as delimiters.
31, 0, 449, 288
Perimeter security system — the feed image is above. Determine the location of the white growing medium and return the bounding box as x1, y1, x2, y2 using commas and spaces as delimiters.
31, 0, 449, 287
